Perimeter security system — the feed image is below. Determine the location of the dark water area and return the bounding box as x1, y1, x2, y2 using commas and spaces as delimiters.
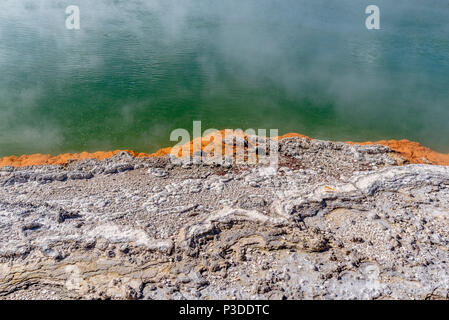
1, 0, 448, 157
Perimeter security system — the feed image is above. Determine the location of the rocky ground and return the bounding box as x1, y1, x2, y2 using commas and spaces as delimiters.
0, 136, 448, 300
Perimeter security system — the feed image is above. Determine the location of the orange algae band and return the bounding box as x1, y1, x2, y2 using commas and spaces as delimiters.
346, 139, 449, 166
1, 133, 448, 168
0, 150, 151, 168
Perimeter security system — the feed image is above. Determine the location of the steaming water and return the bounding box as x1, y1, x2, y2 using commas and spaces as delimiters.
1, 0, 448, 157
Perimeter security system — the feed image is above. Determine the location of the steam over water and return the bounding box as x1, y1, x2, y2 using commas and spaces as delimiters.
0, 0, 448, 156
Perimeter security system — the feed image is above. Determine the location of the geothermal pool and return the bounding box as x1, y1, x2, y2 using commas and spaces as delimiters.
0, 0, 448, 157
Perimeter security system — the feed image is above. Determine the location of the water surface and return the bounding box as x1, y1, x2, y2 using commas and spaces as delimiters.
1, 0, 448, 157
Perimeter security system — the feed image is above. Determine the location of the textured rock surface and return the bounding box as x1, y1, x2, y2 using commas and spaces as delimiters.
0, 136, 448, 300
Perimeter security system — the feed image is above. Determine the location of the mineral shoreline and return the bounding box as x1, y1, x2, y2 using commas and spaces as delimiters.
1, 132, 449, 168
0, 133, 448, 300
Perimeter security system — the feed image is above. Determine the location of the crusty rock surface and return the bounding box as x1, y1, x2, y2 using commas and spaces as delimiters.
0, 136, 448, 300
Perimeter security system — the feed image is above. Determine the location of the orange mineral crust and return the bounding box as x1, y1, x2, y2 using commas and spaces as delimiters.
0, 150, 151, 168
0, 132, 448, 167
347, 139, 449, 166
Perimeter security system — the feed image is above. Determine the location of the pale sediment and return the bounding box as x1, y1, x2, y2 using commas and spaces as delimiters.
0, 134, 448, 300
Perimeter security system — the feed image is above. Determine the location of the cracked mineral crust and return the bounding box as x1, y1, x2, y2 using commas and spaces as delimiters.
0, 136, 448, 300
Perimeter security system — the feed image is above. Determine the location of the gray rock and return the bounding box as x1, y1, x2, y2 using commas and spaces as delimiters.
0, 136, 448, 300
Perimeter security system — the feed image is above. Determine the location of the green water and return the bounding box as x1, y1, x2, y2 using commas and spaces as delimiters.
1, 0, 449, 157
